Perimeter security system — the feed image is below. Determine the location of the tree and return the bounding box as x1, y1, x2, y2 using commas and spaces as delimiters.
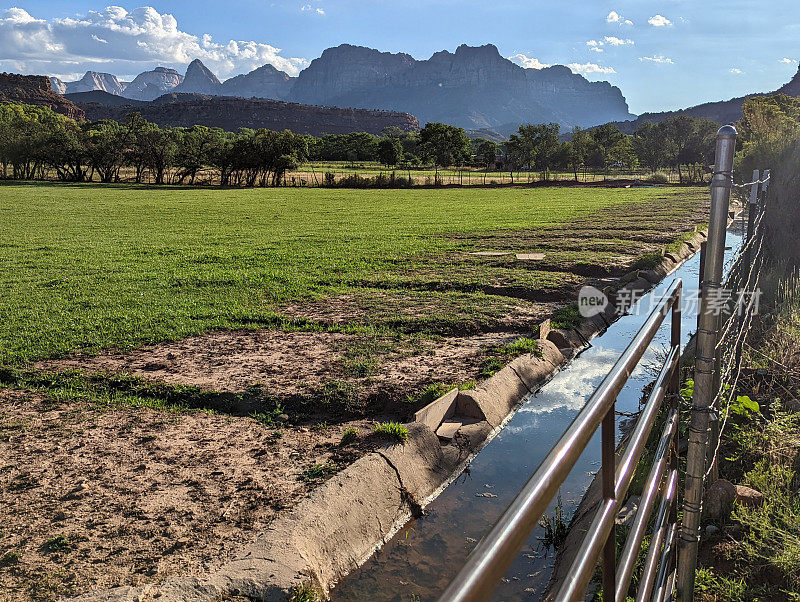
515, 123, 561, 177
378, 137, 403, 167
588, 123, 627, 173
475, 139, 497, 184
85, 120, 128, 183
565, 126, 592, 181
418, 122, 471, 168
633, 121, 676, 173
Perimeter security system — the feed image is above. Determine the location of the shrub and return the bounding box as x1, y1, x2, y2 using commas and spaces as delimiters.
647, 171, 670, 184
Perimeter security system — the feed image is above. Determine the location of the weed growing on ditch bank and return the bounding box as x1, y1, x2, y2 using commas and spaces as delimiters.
340, 427, 359, 445
374, 421, 410, 443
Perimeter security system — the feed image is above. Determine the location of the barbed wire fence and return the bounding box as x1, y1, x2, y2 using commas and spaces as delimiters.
701, 169, 770, 480
677, 123, 771, 601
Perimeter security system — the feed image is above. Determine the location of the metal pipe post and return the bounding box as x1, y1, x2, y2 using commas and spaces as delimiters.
602, 403, 616, 600
677, 125, 737, 601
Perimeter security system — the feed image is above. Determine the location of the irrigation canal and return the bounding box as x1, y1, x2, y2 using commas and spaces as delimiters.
332, 220, 744, 601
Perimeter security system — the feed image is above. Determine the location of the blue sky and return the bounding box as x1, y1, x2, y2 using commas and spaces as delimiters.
2, 1, 799, 114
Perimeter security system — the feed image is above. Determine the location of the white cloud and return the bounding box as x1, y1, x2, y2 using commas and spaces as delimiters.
568, 62, 617, 75
508, 53, 551, 69
0, 6, 308, 80
604, 36, 634, 46
780, 57, 796, 64
639, 55, 675, 64
301, 4, 325, 15
730, 68, 743, 74
648, 14, 672, 27
606, 10, 633, 26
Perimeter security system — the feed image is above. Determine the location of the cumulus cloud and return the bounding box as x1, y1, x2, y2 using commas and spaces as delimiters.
648, 14, 672, 27
568, 62, 617, 75
585, 36, 633, 54
780, 57, 796, 64
730, 68, 743, 74
639, 55, 675, 64
586, 40, 604, 53
508, 53, 551, 69
0, 6, 308, 80
606, 10, 633, 26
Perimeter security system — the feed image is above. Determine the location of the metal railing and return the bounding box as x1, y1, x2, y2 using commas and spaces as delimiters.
439, 278, 683, 602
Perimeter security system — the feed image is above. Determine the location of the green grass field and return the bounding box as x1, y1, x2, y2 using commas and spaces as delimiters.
0, 182, 707, 370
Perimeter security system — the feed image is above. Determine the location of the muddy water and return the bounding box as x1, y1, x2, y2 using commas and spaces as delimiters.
332, 223, 744, 602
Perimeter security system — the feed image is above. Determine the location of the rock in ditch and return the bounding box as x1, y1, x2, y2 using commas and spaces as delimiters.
703, 479, 736, 520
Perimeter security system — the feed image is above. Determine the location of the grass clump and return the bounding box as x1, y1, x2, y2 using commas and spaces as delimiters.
340, 427, 359, 446
374, 421, 410, 443
538, 495, 568, 549
0, 551, 21, 566
289, 581, 322, 602
298, 462, 339, 482
631, 251, 663, 271
250, 403, 286, 427
42, 535, 70, 553
551, 304, 582, 330
405, 381, 475, 406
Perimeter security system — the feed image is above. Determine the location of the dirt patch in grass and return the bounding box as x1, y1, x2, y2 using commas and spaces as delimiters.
0, 388, 373, 602
35, 328, 524, 415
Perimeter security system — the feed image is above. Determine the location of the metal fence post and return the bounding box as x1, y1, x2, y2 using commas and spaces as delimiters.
602, 400, 616, 600
677, 125, 737, 601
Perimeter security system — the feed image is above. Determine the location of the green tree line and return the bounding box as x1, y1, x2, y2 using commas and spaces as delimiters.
0, 100, 722, 187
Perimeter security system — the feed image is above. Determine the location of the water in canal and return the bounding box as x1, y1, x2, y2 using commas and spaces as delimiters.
333, 221, 744, 602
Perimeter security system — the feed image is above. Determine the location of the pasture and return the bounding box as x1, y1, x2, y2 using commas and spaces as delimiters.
0, 182, 708, 600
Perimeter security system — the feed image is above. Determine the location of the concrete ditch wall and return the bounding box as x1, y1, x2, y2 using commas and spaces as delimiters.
72, 231, 707, 602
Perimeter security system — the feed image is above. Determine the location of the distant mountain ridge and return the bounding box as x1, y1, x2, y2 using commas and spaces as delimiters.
287, 43, 632, 130
75, 93, 420, 136
48, 43, 634, 131
612, 64, 800, 133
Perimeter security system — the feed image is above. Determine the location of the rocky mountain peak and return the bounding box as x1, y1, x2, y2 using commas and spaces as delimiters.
175, 59, 222, 95
124, 67, 183, 101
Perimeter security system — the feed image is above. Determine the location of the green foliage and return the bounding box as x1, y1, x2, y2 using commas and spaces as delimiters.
405, 381, 475, 406
737, 94, 800, 177
480, 337, 543, 377
250, 403, 286, 426
418, 122, 471, 167
538, 495, 568, 549
378, 137, 403, 167
727, 395, 759, 418
373, 421, 410, 443
340, 427, 359, 446
631, 251, 663, 271
551, 304, 582, 329
734, 461, 800, 586
42, 535, 70, 553
298, 461, 339, 482
289, 581, 322, 602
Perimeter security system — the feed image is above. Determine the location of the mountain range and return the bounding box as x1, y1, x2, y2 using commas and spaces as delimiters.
49, 43, 633, 132
610, 64, 800, 134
